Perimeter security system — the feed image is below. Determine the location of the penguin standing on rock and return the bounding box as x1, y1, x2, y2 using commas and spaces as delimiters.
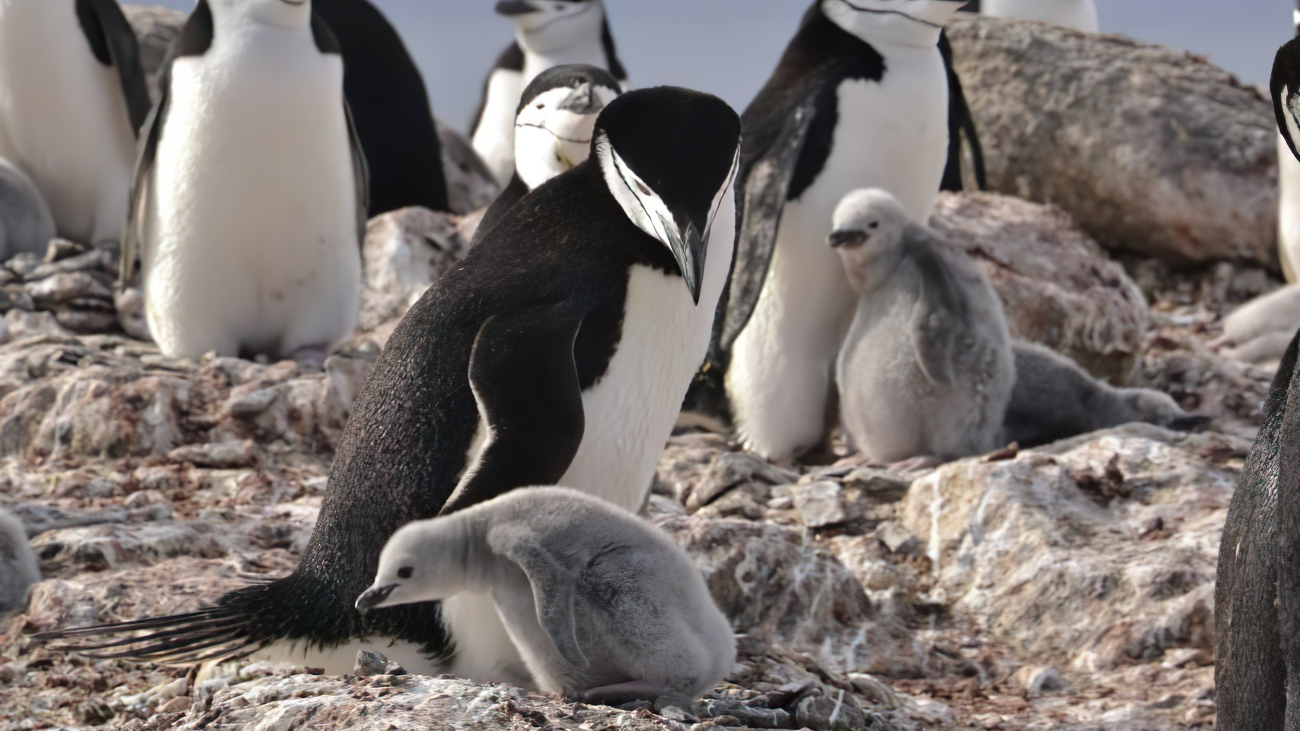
121, 0, 366, 362
313, 0, 450, 216
701, 0, 972, 463
0, 0, 150, 245
39, 88, 742, 687
471, 0, 628, 187
473, 64, 622, 244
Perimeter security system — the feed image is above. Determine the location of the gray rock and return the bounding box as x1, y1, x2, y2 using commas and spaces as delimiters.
795, 691, 867, 731
791, 482, 847, 528
168, 440, 257, 469
353, 650, 390, 677
687, 450, 795, 510
1014, 665, 1068, 697
842, 468, 911, 503
357, 207, 469, 340
436, 120, 501, 216
874, 522, 919, 556
948, 17, 1277, 269
931, 192, 1149, 383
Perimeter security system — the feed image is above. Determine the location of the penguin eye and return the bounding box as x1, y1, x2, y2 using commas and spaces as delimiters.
635, 181, 653, 196
397, 567, 413, 579
536, 103, 546, 110
868, 222, 879, 230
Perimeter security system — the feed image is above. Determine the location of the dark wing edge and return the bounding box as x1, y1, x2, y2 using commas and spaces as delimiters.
907, 228, 971, 388
1272, 37, 1300, 163
118, 70, 167, 287
491, 532, 589, 669
939, 31, 987, 192
437, 300, 586, 516
469, 42, 525, 136
79, 0, 152, 136
346, 101, 371, 250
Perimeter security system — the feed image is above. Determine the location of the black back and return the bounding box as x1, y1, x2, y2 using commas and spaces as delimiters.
1273, 37, 1300, 164
75, 0, 151, 136
313, 0, 449, 215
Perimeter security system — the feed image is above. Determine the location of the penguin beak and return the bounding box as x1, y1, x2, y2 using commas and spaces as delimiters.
355, 583, 399, 614
559, 83, 604, 116
495, 0, 541, 16
829, 229, 868, 249
661, 212, 708, 305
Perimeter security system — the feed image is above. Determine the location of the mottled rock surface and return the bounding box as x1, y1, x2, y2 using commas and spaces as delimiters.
932, 192, 1149, 383
122, 5, 185, 100
948, 16, 1277, 269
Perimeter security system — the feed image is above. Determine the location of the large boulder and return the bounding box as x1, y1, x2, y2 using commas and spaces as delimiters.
947, 17, 1277, 269
931, 192, 1149, 383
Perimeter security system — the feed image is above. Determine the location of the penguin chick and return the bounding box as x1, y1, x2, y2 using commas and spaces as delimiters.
1003, 340, 1206, 448
357, 487, 734, 706
831, 188, 1015, 463
0, 508, 39, 618
0, 156, 56, 258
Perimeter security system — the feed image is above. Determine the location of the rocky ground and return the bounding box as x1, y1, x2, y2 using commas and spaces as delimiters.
0, 191, 1280, 731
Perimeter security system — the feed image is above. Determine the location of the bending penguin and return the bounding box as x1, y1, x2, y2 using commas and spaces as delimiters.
471, 0, 628, 187
357, 487, 734, 703
473, 64, 622, 244
313, 0, 450, 216
0, 507, 39, 618
38, 88, 742, 686
0, 0, 150, 245
121, 0, 366, 362
702, 0, 975, 462
831, 189, 1014, 463
978, 0, 1099, 32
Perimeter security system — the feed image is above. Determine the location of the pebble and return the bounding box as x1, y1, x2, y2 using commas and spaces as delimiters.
791, 482, 846, 528
795, 691, 866, 731
1012, 665, 1067, 697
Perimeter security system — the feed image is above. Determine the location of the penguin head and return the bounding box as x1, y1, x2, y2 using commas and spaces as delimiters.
1273, 37, 1300, 163
515, 65, 622, 190
820, 0, 964, 46
213, 0, 312, 30
828, 188, 911, 290
355, 519, 466, 614
496, 0, 606, 55
594, 87, 741, 304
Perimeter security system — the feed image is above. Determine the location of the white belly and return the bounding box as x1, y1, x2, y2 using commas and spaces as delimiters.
0, 0, 137, 243
981, 0, 1100, 32
560, 191, 734, 510
143, 34, 360, 360
244, 637, 441, 678
472, 69, 526, 187
728, 50, 950, 461
1280, 132, 1300, 283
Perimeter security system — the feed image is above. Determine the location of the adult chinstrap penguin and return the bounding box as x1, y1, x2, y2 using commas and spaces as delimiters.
473, 64, 621, 244
357, 487, 735, 703
0, 0, 150, 245
313, 0, 450, 216
120, 0, 366, 362
471, 0, 628, 187
695, 0, 968, 462
979, 0, 1099, 32
831, 188, 1014, 463
38, 87, 741, 684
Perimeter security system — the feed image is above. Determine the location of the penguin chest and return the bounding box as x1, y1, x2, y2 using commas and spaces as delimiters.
145, 46, 360, 353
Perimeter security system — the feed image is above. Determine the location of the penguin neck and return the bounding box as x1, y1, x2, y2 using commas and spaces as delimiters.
518, 38, 610, 87
820, 7, 945, 50
841, 244, 906, 295
437, 514, 499, 592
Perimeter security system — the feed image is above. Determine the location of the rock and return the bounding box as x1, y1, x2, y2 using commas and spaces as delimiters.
122, 5, 186, 100
436, 120, 501, 216
842, 468, 911, 503
686, 450, 794, 510
795, 691, 867, 731
874, 522, 919, 556
358, 207, 469, 338
790, 482, 846, 528
168, 440, 257, 469
1013, 665, 1068, 697
948, 17, 1277, 269
847, 674, 900, 710
353, 650, 390, 678
901, 424, 1239, 670
931, 192, 1149, 383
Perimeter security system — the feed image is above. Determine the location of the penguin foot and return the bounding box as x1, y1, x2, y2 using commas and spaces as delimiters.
575, 680, 674, 706
290, 344, 331, 369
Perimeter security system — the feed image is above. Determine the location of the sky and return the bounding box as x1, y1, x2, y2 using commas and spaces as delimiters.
147, 0, 1291, 134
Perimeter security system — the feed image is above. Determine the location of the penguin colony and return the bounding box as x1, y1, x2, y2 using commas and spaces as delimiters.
14, 0, 1237, 711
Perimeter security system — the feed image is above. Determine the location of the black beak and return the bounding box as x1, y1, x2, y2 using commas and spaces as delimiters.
666, 212, 707, 305
559, 83, 604, 115
495, 0, 541, 16
355, 583, 398, 614
829, 229, 868, 249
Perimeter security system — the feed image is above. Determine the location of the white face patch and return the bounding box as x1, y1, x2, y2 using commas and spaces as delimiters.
514, 85, 618, 189
223, 0, 312, 30
514, 1, 605, 54
1287, 85, 1300, 160
821, 0, 960, 46
596, 132, 678, 250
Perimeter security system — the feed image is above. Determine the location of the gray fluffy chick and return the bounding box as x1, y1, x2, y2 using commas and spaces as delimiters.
0, 507, 39, 617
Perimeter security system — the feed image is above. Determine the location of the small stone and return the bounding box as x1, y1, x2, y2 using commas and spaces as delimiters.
791, 482, 846, 528
658, 705, 698, 723
875, 522, 919, 555
43, 238, 84, 263
795, 691, 866, 731
225, 388, 279, 417
384, 661, 407, 676
1013, 665, 1067, 697
848, 673, 899, 710
354, 650, 390, 677
843, 468, 912, 503
7, 251, 43, 277
168, 440, 257, 468
688, 452, 793, 510
77, 699, 115, 725
157, 696, 191, 713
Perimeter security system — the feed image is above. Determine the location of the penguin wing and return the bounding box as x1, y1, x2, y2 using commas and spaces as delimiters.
438, 301, 586, 516
908, 231, 971, 388
119, 68, 169, 286
472, 174, 530, 246
470, 42, 526, 137
1273, 37, 1300, 163
939, 31, 987, 192
492, 529, 589, 669
345, 101, 370, 250
75, 0, 152, 136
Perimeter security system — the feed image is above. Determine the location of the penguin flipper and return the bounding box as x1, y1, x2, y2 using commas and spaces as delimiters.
939, 31, 987, 192
76, 0, 151, 136
119, 69, 168, 286
491, 529, 589, 669
345, 101, 370, 249
1273, 38, 1300, 163
908, 229, 970, 388
438, 301, 586, 516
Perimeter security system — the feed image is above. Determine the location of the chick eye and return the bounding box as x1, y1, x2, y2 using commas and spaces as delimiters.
868, 222, 879, 230
397, 567, 413, 579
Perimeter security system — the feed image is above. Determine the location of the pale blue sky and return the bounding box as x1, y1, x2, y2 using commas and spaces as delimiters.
147, 1, 1289, 132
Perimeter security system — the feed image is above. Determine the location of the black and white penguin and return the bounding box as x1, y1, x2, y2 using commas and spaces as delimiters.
39, 88, 741, 684
470, 0, 628, 186
979, 0, 1099, 32
473, 64, 622, 244
120, 0, 366, 361
0, 0, 150, 244
700, 0, 972, 462
313, 0, 449, 216
1281, 1, 1300, 282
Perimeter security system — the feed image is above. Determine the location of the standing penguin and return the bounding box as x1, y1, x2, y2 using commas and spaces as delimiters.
1281, 1, 1300, 282
471, 0, 628, 187
707, 0, 968, 463
121, 0, 366, 362
0, 0, 150, 245
473, 64, 622, 244
313, 0, 450, 216
39, 88, 741, 685
979, 0, 1099, 32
